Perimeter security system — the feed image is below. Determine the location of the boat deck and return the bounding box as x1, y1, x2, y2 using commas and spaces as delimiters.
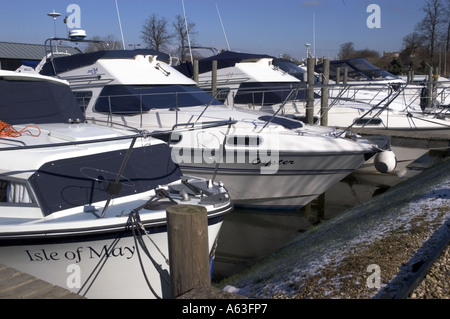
0, 264, 85, 299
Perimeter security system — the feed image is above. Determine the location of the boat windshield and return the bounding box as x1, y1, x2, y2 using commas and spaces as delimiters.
273, 59, 308, 82
28, 143, 181, 216
94, 85, 222, 115
234, 82, 318, 105
349, 58, 398, 80
316, 58, 398, 82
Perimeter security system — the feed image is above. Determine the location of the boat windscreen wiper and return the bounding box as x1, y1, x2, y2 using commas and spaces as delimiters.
155, 63, 171, 76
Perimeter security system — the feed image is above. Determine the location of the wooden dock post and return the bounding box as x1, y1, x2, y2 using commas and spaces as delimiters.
343, 67, 348, 85
193, 60, 199, 84
336, 67, 341, 84
320, 58, 329, 127
427, 66, 433, 109
166, 205, 210, 298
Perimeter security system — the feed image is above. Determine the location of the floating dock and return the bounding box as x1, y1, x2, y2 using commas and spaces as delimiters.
0, 264, 84, 299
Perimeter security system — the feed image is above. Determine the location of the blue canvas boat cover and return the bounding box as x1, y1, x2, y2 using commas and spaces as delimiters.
0, 76, 85, 125
29, 142, 182, 216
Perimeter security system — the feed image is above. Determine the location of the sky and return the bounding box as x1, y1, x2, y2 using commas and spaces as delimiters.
0, 0, 429, 60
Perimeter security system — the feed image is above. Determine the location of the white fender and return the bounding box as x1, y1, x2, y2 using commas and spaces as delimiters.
374, 150, 397, 174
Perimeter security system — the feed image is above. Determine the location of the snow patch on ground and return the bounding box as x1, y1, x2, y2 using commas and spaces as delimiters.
219, 158, 450, 298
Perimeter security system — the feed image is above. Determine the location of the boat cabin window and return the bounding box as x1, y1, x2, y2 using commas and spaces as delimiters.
235, 82, 306, 106
0, 179, 34, 206
215, 88, 231, 103
93, 85, 222, 115
73, 91, 93, 114
226, 136, 262, 147
273, 59, 309, 83
353, 117, 383, 126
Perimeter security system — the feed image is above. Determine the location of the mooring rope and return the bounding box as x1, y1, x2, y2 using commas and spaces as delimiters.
0, 120, 41, 138
128, 211, 171, 299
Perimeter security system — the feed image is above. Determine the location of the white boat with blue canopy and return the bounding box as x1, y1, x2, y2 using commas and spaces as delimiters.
0, 70, 232, 299
33, 38, 396, 210
176, 50, 316, 111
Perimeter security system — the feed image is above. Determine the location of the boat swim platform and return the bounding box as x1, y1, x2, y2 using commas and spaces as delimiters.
350, 128, 450, 151
0, 264, 85, 299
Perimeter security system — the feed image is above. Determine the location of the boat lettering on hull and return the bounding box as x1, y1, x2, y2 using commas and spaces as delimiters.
24, 245, 136, 263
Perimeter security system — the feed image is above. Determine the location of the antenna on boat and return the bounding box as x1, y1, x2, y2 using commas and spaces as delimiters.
182, 0, 194, 64
216, 3, 231, 51
115, 0, 126, 50
47, 10, 61, 51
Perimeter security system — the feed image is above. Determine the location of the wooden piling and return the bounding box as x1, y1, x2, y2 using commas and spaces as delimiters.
193, 60, 199, 84
166, 205, 210, 298
320, 58, 329, 127
336, 67, 341, 84
427, 66, 433, 109
343, 67, 348, 85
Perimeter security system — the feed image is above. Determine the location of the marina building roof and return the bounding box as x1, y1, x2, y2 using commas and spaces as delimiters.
0, 41, 81, 70
0, 42, 80, 60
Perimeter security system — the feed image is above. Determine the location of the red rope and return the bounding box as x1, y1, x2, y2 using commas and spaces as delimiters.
0, 120, 41, 138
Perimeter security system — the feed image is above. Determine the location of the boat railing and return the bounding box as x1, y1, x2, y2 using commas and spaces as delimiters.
0, 131, 148, 152
44, 37, 109, 76
202, 83, 308, 110
335, 84, 407, 137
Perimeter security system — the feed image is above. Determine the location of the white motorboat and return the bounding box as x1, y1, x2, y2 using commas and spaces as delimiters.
175, 52, 432, 174
34, 38, 395, 210
0, 70, 232, 299
176, 50, 309, 112
176, 52, 449, 130
311, 58, 450, 131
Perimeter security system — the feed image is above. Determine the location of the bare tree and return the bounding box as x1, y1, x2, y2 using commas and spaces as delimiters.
445, 0, 450, 52
403, 32, 423, 50
338, 42, 355, 59
415, 0, 446, 58
141, 14, 173, 52
401, 32, 426, 70
173, 14, 197, 62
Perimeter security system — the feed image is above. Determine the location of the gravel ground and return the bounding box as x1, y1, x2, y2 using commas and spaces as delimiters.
217, 156, 450, 299
410, 244, 449, 299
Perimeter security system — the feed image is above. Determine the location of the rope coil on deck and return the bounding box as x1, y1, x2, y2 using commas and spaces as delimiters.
0, 121, 41, 138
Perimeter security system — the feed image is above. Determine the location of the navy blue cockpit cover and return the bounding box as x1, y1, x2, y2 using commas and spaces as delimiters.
0, 78, 85, 125
29, 143, 182, 216
40, 49, 171, 76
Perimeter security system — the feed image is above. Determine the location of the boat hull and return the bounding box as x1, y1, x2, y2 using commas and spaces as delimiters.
0, 215, 224, 299
178, 151, 375, 209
